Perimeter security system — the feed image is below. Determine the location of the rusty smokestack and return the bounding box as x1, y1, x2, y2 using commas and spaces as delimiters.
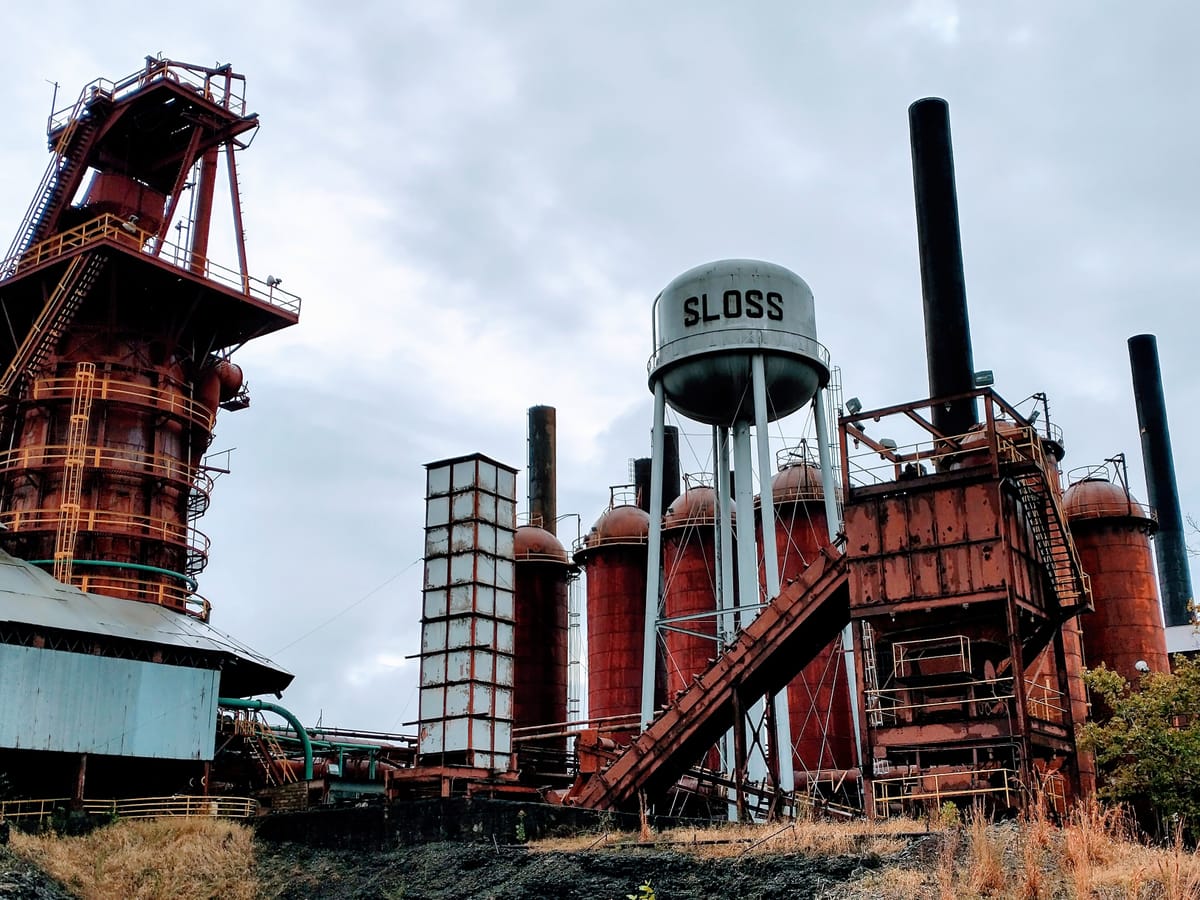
1128, 335, 1194, 627
528, 405, 556, 535
909, 97, 978, 437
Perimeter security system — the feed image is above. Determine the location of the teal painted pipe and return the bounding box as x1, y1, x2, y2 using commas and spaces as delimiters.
29, 559, 199, 592
219, 697, 313, 780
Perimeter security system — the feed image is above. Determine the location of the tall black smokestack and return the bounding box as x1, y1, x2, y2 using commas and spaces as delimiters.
662, 425, 681, 512
909, 97, 978, 436
634, 457, 652, 512
527, 405, 556, 535
1128, 335, 1194, 626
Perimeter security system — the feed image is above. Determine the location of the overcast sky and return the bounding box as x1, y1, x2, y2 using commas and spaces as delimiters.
0, 2, 1196, 733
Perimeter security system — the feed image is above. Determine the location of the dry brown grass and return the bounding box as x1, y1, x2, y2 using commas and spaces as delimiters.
538, 801, 1200, 899
10, 817, 259, 900
530, 815, 917, 858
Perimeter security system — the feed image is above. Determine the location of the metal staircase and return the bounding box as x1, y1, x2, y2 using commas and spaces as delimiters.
4, 103, 108, 268
999, 432, 1091, 616
235, 711, 298, 786
51, 362, 96, 583
570, 550, 850, 811
0, 251, 107, 398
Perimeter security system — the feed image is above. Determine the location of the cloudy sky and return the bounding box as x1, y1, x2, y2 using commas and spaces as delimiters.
0, 2, 1195, 733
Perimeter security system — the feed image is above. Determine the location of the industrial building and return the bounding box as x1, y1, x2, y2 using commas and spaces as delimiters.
0, 59, 1191, 824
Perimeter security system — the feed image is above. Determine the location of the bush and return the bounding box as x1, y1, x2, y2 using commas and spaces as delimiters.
1078, 656, 1200, 836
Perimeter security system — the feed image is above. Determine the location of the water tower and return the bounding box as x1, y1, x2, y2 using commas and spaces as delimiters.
642, 259, 838, 796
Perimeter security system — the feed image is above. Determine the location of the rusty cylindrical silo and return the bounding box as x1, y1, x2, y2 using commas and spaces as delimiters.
1064, 475, 1169, 681
513, 525, 573, 751
661, 484, 721, 700
757, 455, 854, 777
574, 489, 650, 743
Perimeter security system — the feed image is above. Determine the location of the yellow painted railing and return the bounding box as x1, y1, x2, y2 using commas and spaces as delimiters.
0, 507, 210, 559
873, 767, 1018, 817
0, 443, 212, 494
70, 573, 211, 621
2, 213, 300, 315
0, 795, 257, 822
34, 375, 217, 430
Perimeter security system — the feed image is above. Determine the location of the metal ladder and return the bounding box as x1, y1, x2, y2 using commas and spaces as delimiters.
51, 362, 96, 583
861, 621, 884, 726
0, 251, 107, 398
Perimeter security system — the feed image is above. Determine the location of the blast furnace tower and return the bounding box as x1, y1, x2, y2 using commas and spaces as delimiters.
0, 58, 300, 616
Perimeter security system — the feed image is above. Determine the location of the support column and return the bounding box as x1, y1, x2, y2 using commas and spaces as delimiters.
640, 382, 666, 730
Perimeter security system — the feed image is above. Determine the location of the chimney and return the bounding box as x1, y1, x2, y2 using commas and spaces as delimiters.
909, 97, 978, 436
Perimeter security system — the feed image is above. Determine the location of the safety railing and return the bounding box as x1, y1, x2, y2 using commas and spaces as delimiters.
873, 767, 1018, 817
0, 795, 255, 822
864, 676, 1016, 721
48, 57, 248, 135
1024, 677, 1067, 724
33, 375, 217, 430
0, 508, 210, 559
0, 442, 213, 494
892, 634, 972, 680
1, 214, 300, 316
70, 572, 211, 621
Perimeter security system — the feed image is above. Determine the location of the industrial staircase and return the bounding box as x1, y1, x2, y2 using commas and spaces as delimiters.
997, 431, 1091, 617
3, 99, 108, 269
0, 251, 107, 398
570, 550, 850, 811
235, 712, 297, 787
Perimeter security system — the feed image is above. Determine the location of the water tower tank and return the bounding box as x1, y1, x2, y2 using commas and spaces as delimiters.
649, 260, 829, 424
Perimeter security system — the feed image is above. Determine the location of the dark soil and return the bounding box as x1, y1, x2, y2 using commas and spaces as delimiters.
0, 847, 73, 900
253, 840, 899, 900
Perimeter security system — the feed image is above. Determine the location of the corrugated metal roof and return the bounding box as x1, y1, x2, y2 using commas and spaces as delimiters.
0, 549, 291, 696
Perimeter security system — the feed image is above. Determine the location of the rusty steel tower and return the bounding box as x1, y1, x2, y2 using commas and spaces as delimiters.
0, 57, 300, 618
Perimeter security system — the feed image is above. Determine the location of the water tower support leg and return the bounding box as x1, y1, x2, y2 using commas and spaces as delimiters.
753, 352, 795, 798
640, 381, 667, 731
813, 389, 865, 772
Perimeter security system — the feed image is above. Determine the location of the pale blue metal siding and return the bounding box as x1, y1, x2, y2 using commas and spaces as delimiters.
0, 645, 218, 759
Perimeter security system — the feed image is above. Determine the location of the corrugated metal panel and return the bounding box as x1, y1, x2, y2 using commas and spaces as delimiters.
0, 644, 217, 759
0, 548, 289, 695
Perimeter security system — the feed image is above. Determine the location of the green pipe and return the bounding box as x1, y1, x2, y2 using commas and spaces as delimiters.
219, 697, 313, 781
30, 559, 199, 592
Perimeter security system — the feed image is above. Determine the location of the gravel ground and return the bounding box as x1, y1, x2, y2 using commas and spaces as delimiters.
253, 840, 905, 900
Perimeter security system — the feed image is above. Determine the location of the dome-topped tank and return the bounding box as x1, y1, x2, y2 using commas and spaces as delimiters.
1063, 476, 1167, 681
649, 259, 830, 425
513, 525, 572, 750
756, 458, 854, 777
661, 486, 723, 700
576, 502, 651, 741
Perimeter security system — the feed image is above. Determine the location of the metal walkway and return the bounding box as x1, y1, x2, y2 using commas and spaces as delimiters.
571, 549, 851, 811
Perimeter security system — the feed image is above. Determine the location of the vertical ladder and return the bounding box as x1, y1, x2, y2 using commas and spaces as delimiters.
52, 362, 96, 583
861, 621, 884, 726
0, 251, 107, 398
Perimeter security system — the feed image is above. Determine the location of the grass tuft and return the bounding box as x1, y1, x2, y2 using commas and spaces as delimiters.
10, 817, 259, 900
